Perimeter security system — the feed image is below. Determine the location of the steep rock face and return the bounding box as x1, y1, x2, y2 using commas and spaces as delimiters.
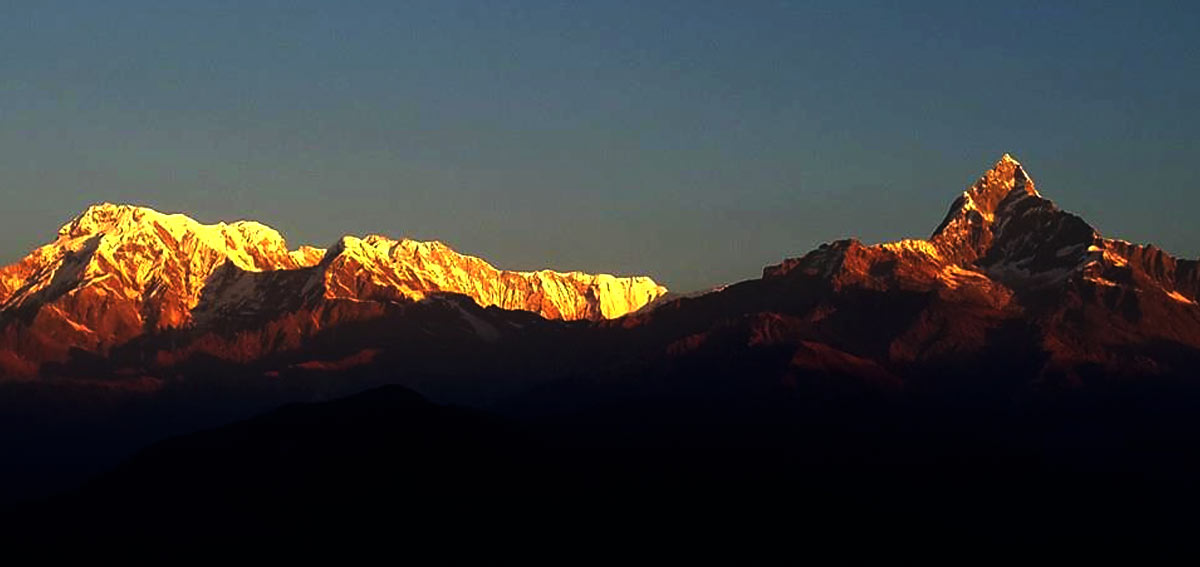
930, 154, 1041, 266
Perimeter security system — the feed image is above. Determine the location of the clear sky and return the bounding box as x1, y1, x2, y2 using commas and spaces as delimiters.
1, 1, 1197, 291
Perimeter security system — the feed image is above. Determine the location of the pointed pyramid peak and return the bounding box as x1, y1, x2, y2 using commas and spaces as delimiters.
951, 154, 1040, 218
928, 154, 1048, 264
986, 153, 1037, 196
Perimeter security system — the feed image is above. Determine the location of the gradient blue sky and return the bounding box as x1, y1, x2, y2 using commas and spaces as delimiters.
2, 1, 1197, 290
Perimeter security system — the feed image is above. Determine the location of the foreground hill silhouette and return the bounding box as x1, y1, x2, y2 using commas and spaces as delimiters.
19, 382, 1200, 544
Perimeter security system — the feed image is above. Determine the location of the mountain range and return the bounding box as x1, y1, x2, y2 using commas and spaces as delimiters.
3, 154, 1198, 391
6, 154, 1200, 544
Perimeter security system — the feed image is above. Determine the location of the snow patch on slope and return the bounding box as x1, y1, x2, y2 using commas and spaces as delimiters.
1167, 290, 1197, 305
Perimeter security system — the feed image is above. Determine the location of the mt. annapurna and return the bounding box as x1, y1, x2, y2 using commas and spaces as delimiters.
0, 205, 666, 377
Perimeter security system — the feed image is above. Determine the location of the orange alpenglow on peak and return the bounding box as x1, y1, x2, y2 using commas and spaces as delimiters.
927, 153, 1043, 266
764, 154, 1058, 281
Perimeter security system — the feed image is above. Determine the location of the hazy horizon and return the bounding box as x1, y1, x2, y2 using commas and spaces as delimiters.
2, 2, 1197, 291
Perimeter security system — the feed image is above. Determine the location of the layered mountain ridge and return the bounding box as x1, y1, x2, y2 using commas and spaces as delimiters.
14, 155, 1200, 539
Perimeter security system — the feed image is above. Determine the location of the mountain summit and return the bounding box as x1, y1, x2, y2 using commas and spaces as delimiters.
930, 153, 1040, 266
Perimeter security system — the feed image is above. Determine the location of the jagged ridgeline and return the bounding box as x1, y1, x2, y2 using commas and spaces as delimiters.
0, 206, 667, 377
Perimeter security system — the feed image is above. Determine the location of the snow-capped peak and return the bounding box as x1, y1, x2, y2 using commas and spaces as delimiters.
0, 203, 327, 344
